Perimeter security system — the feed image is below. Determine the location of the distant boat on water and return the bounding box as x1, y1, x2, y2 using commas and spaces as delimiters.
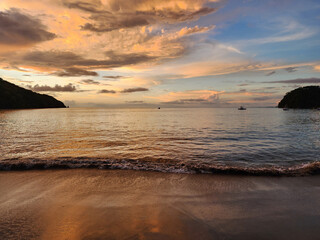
283, 108, 289, 111
238, 106, 246, 110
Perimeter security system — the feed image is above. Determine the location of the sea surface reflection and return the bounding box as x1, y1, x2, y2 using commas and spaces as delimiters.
0, 108, 319, 174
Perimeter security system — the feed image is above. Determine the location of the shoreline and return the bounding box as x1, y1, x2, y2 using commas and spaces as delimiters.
1, 169, 320, 239
1, 158, 320, 176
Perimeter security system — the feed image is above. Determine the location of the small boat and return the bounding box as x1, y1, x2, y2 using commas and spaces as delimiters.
238, 106, 246, 110
283, 108, 289, 111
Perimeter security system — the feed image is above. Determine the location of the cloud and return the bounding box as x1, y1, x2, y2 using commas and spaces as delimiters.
178, 25, 215, 37
28, 83, 77, 92
157, 61, 271, 79
0, 9, 56, 47
63, 1, 105, 13
98, 89, 116, 94
103, 75, 124, 79
162, 93, 224, 105
258, 62, 317, 72
125, 101, 144, 104
4, 50, 155, 76
284, 67, 297, 73
0, 1, 219, 78
102, 75, 127, 81
164, 98, 208, 104
264, 78, 320, 84
237, 19, 316, 46
265, 71, 276, 76
120, 87, 149, 93
152, 89, 222, 103
104, 51, 155, 67
252, 96, 279, 101
80, 79, 100, 85
81, 17, 149, 33
152, 88, 278, 106
63, 0, 217, 32
54, 68, 98, 77
22, 50, 154, 69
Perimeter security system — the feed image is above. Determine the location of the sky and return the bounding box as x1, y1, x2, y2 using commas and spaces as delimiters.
0, 0, 319, 108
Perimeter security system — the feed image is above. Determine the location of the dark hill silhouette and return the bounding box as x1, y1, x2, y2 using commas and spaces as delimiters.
278, 86, 320, 109
0, 78, 66, 109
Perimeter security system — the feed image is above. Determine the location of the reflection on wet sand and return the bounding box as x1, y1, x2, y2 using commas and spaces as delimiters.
0, 170, 320, 240
41, 203, 219, 240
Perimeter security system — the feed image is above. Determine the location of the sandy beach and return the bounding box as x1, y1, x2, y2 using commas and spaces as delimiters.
0, 170, 319, 240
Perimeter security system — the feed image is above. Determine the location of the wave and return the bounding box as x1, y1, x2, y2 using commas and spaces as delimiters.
1, 157, 320, 176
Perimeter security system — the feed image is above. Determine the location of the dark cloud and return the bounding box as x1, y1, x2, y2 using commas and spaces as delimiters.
81, 17, 149, 32
170, 98, 207, 104
7, 50, 154, 76
264, 78, 320, 84
80, 79, 100, 85
63, 1, 106, 14
98, 89, 116, 94
103, 75, 125, 80
140, 7, 215, 22
285, 67, 297, 73
263, 87, 277, 89
23, 50, 154, 68
54, 68, 98, 77
248, 87, 278, 93
120, 87, 149, 93
81, 8, 215, 32
0, 9, 56, 46
104, 51, 155, 67
125, 101, 144, 104
62, 0, 216, 32
252, 96, 278, 101
28, 83, 77, 92
22, 51, 81, 67
103, 75, 123, 79
163, 100, 183, 104
265, 71, 276, 76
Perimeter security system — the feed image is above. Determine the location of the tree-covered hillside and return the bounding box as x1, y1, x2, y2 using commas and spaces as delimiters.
0, 78, 66, 109
278, 86, 320, 109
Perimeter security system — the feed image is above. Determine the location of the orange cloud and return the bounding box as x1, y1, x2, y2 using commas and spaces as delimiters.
0, 0, 217, 76
178, 25, 215, 37
149, 89, 222, 102
0, 9, 56, 48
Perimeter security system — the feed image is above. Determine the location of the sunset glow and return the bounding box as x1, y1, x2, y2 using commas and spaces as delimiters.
1, 0, 319, 107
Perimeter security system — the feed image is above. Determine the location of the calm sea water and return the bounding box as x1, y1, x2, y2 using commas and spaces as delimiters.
0, 108, 319, 175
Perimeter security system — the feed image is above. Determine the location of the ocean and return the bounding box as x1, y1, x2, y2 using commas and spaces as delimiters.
0, 108, 319, 175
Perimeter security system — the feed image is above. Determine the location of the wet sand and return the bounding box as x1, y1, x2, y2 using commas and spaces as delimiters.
0, 170, 320, 240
